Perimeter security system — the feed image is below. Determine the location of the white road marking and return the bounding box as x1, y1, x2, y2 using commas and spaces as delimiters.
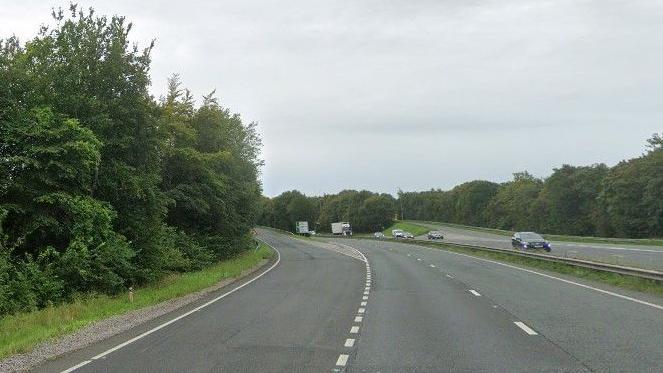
429, 247, 663, 311
358, 307, 365, 313
446, 274, 454, 278
417, 258, 422, 261
430, 264, 436, 268
361, 301, 367, 306
469, 290, 481, 297
61, 360, 91, 373
344, 338, 355, 347
336, 354, 349, 366
365, 287, 370, 291
355, 316, 363, 322
364, 291, 369, 295
407, 254, 411, 257
350, 326, 359, 333
362, 296, 368, 300
514, 321, 538, 335
61, 241, 283, 372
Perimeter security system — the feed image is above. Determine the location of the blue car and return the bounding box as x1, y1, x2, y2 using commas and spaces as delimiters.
511, 232, 551, 252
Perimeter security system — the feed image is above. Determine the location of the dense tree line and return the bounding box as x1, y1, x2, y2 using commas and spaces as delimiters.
0, 7, 262, 315
399, 135, 662, 238
260, 135, 662, 239
258, 190, 396, 233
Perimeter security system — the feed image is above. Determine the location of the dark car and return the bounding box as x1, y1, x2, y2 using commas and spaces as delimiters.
511, 232, 551, 252
427, 231, 444, 240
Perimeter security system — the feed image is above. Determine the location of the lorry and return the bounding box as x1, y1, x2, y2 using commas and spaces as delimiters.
331, 222, 352, 236
295, 221, 310, 236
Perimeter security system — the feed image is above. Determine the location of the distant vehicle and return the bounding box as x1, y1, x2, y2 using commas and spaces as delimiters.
332, 222, 352, 236
295, 221, 310, 236
402, 231, 414, 239
427, 231, 444, 240
392, 229, 404, 238
511, 232, 551, 252
373, 232, 386, 239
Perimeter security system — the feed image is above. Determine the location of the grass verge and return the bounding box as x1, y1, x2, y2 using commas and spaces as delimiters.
0, 243, 274, 359
390, 239, 663, 296
384, 222, 430, 237
406, 220, 663, 247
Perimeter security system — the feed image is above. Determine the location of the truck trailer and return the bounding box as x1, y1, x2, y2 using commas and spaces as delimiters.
331, 222, 352, 236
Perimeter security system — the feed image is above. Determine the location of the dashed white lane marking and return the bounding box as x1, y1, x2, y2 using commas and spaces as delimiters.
362, 296, 368, 300
417, 258, 422, 261
336, 354, 349, 366
344, 338, 355, 347
361, 301, 367, 306
514, 321, 538, 335
407, 254, 411, 257
364, 291, 370, 295
426, 247, 663, 311
350, 326, 359, 333
358, 307, 365, 314
61, 241, 283, 372
446, 274, 454, 278
469, 290, 481, 297
365, 286, 370, 290
355, 316, 363, 322
430, 264, 436, 268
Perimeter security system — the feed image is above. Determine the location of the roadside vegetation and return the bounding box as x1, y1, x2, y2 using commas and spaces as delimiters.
0, 243, 272, 359
1, 6, 263, 317
383, 222, 429, 237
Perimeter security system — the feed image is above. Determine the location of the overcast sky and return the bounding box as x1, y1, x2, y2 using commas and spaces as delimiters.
2, 1, 662, 196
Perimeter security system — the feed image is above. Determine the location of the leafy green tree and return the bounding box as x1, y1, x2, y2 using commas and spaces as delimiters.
600, 134, 663, 237
356, 194, 396, 232
485, 172, 542, 230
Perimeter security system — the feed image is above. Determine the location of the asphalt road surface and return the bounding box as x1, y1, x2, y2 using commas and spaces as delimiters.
34, 231, 662, 372
408, 221, 663, 270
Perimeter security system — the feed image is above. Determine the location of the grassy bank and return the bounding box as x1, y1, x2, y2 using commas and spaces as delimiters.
406, 220, 663, 247
384, 222, 430, 237
0, 243, 274, 359
389, 239, 663, 296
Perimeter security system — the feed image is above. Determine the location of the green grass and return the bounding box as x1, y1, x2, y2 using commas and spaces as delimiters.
382, 238, 663, 296
384, 222, 430, 237
406, 220, 663, 247
0, 243, 274, 359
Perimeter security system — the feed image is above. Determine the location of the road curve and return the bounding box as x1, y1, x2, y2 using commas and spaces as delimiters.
33, 229, 365, 373
409, 221, 663, 270
331, 237, 663, 372
31, 231, 662, 372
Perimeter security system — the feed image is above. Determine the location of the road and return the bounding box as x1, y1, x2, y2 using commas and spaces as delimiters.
408, 221, 663, 270
34, 231, 663, 372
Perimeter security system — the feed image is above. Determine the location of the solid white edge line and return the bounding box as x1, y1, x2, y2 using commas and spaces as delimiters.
61, 239, 282, 372
60, 360, 91, 373
411, 243, 663, 311
344, 338, 355, 347
514, 321, 538, 335
336, 354, 349, 366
